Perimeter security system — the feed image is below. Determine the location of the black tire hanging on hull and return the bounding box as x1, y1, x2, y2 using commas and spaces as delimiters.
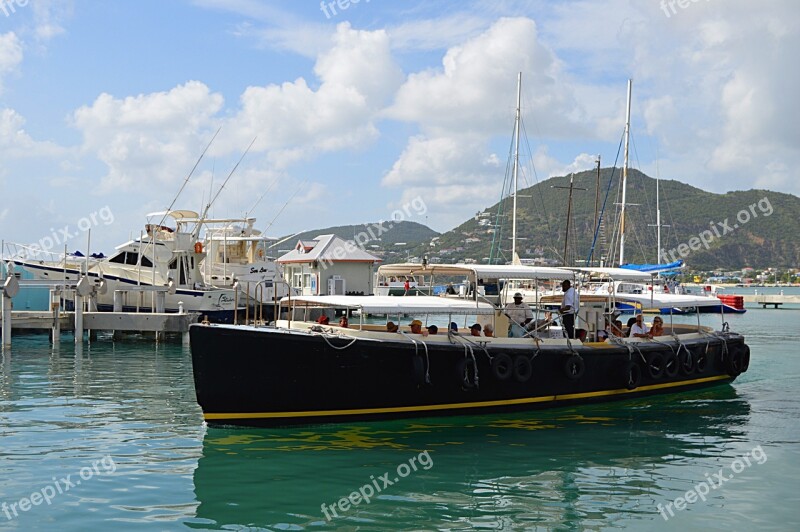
564, 354, 585, 380
664, 351, 679, 378
513, 355, 533, 383
647, 352, 665, 380
624, 360, 642, 390
457, 357, 478, 390
491, 353, 513, 381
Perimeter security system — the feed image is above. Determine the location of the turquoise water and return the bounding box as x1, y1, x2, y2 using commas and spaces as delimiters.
1, 305, 799, 530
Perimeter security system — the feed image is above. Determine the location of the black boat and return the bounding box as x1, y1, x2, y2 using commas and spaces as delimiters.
190, 265, 750, 428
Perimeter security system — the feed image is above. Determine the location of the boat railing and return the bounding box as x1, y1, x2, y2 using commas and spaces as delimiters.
2, 241, 86, 264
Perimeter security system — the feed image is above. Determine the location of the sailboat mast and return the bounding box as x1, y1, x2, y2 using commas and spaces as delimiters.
656, 174, 661, 270
512, 72, 522, 261
619, 78, 632, 266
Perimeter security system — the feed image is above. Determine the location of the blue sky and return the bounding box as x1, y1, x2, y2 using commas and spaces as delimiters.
0, 0, 797, 255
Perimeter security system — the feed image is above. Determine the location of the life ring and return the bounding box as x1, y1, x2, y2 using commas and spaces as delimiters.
491, 353, 513, 381
457, 357, 478, 390
664, 351, 679, 378
564, 354, 585, 380
624, 360, 642, 390
194, 242, 204, 253
646, 352, 665, 380
513, 355, 533, 383
727, 348, 743, 376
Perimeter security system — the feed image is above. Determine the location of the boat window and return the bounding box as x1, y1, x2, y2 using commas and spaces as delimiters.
124, 253, 139, 266
109, 252, 126, 264
168, 258, 177, 270
140, 255, 153, 268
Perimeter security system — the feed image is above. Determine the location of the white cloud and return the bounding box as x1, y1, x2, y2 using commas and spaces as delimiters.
0, 108, 65, 157
72, 81, 225, 192
220, 22, 403, 161
0, 32, 23, 92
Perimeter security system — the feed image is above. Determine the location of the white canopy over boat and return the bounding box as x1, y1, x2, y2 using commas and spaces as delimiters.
280, 295, 497, 315
378, 263, 575, 281
571, 267, 654, 281
615, 292, 722, 309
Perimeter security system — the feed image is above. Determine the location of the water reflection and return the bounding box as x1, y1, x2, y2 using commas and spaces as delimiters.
190, 386, 751, 530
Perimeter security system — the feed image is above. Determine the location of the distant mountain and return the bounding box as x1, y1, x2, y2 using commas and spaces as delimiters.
418, 168, 800, 270
276, 221, 439, 259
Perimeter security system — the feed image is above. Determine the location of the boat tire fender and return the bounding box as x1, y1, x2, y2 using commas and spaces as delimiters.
624, 361, 642, 390
491, 353, 513, 381
457, 357, 478, 390
741, 345, 750, 373
513, 355, 533, 383
679, 348, 695, 375
564, 354, 585, 380
664, 352, 679, 378
647, 352, 665, 380
727, 348, 743, 377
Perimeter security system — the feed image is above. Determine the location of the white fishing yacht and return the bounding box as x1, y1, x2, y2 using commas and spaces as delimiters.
10, 210, 241, 322
196, 216, 294, 305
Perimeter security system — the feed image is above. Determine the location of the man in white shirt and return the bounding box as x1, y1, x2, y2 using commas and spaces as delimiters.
559, 280, 579, 339
630, 313, 649, 338
504, 292, 533, 337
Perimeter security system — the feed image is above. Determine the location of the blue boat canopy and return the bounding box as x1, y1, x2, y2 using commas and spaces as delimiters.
619, 260, 684, 273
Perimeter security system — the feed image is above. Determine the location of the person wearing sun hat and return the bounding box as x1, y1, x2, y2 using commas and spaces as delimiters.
386, 321, 399, 333
409, 319, 428, 336
504, 292, 533, 337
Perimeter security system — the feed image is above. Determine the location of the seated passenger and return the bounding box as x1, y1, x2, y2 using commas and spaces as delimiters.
426, 324, 438, 335
648, 316, 665, 338
469, 323, 482, 337
338, 316, 349, 328
449, 322, 459, 333
483, 324, 494, 337
316, 315, 330, 325
629, 313, 649, 338
386, 321, 399, 333
409, 319, 428, 336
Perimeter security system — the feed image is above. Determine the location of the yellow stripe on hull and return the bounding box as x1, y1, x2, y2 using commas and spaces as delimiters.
204, 374, 732, 421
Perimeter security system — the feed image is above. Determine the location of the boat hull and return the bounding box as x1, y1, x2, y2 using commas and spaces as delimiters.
190, 324, 748, 427
17, 261, 240, 322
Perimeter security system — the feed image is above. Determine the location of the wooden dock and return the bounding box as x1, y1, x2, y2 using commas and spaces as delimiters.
2, 274, 200, 347
741, 294, 800, 309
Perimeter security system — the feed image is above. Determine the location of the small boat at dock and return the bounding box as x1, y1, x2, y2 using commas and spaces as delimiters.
190, 264, 750, 427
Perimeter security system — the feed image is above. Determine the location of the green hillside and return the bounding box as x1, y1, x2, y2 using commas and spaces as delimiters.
277, 221, 439, 258
419, 168, 800, 269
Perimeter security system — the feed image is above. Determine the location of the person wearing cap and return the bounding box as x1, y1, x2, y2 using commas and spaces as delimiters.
449, 322, 459, 333
409, 319, 428, 336
504, 292, 533, 337
386, 321, 399, 333
559, 280, 579, 339
630, 313, 649, 338
426, 324, 438, 335
469, 323, 482, 337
